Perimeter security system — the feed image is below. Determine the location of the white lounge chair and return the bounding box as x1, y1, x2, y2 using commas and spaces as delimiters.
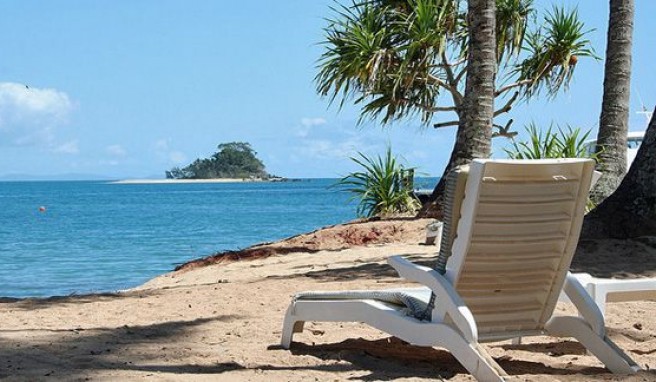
562, 171, 655, 317
568, 272, 656, 317
281, 159, 640, 382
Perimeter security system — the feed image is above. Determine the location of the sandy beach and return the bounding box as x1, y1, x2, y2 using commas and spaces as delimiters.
0, 219, 655, 381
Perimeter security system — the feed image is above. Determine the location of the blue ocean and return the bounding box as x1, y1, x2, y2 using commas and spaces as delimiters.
0, 178, 437, 298
0, 179, 352, 298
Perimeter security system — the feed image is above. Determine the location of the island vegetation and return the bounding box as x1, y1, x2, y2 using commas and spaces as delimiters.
166, 142, 271, 180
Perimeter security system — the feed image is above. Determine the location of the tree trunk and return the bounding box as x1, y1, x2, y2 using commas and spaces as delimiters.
590, 0, 634, 204
582, 108, 656, 239
418, 0, 496, 218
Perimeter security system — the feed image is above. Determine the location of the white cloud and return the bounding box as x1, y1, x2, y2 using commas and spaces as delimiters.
297, 137, 377, 160
169, 151, 186, 164
153, 138, 187, 165
52, 140, 79, 154
154, 138, 169, 151
301, 117, 327, 128
407, 149, 429, 160
99, 159, 120, 166
0, 82, 74, 147
298, 117, 328, 137
292, 119, 388, 163
106, 144, 127, 157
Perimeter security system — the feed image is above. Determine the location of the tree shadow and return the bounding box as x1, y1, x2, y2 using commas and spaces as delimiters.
0, 315, 241, 379
572, 238, 656, 278
276, 337, 608, 381
268, 254, 435, 283
498, 339, 587, 356
0, 288, 169, 312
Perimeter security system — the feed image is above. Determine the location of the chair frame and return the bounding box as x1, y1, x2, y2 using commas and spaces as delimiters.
281, 159, 640, 381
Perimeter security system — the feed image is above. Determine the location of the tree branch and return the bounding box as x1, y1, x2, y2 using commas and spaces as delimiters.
436, 57, 467, 68
454, 66, 467, 84
494, 91, 520, 116
399, 98, 457, 113
433, 120, 459, 128
423, 104, 458, 113
442, 51, 457, 86
495, 79, 533, 96
428, 74, 463, 107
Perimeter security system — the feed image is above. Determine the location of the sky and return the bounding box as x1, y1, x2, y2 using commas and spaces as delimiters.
0, 1, 654, 179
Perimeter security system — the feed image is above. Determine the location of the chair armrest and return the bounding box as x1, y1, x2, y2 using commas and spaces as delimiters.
388, 255, 479, 342
563, 272, 605, 336
388, 255, 440, 285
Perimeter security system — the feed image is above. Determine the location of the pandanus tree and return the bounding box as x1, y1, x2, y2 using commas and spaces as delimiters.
316, 0, 597, 217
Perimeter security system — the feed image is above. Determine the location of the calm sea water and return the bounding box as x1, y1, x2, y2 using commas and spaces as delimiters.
0, 178, 438, 298
0, 179, 355, 297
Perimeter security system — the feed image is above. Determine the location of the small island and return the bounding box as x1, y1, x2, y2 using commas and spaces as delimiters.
111, 142, 285, 184
165, 142, 281, 181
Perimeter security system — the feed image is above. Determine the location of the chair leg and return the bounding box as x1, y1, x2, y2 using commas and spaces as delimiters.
429, 326, 508, 382
281, 304, 304, 349
281, 303, 506, 381
546, 316, 640, 374
586, 282, 608, 317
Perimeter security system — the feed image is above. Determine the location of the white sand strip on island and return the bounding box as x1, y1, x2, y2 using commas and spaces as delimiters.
109, 178, 267, 184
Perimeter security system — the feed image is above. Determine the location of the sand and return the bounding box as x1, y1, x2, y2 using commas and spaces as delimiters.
0, 219, 655, 381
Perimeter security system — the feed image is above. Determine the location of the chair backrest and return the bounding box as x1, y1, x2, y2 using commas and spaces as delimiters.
433, 165, 470, 275
443, 159, 595, 338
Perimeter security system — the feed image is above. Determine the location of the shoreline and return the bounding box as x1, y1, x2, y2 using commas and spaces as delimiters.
1, 237, 654, 380
0, 220, 654, 380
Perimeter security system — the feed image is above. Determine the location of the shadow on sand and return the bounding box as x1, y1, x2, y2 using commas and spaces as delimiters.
266, 337, 609, 381
266, 254, 434, 283
0, 316, 242, 379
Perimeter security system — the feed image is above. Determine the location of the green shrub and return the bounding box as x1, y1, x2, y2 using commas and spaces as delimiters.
504, 123, 596, 160
504, 122, 599, 212
336, 147, 420, 218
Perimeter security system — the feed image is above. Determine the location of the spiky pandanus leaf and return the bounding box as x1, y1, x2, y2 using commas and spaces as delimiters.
505, 123, 598, 160
336, 147, 420, 217
513, 6, 598, 98
495, 0, 533, 62
317, 0, 462, 126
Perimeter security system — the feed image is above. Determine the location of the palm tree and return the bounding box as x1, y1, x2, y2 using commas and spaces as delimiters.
582, 109, 656, 239
590, 0, 634, 205
316, 0, 597, 218
579, 0, 654, 241
418, 0, 497, 320
455, 0, 497, 181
